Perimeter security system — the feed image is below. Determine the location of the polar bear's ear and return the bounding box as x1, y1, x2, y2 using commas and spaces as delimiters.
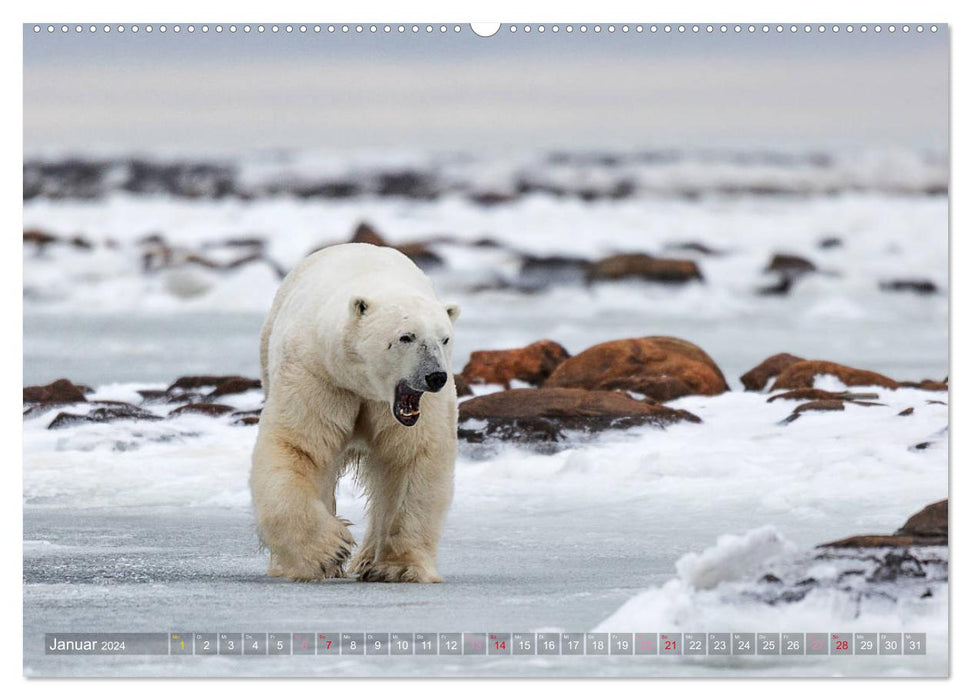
350, 297, 370, 318
444, 303, 461, 323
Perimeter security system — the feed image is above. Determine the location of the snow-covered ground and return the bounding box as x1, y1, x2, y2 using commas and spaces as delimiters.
23, 382, 948, 676
23, 149, 948, 677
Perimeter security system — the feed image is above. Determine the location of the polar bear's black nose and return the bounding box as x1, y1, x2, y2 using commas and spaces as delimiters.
425, 372, 447, 392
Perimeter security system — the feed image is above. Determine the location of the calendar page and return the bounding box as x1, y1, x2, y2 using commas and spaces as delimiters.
22, 21, 948, 678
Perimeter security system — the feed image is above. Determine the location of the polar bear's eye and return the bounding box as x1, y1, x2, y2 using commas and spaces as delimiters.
399, 334, 415, 343
442, 337, 449, 345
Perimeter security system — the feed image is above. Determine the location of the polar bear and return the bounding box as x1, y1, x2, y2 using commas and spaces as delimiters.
250, 243, 459, 583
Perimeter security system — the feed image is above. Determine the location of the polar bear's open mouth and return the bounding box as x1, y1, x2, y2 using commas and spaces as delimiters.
393, 381, 424, 427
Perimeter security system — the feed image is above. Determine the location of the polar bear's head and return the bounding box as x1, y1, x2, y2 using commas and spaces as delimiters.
345, 294, 460, 427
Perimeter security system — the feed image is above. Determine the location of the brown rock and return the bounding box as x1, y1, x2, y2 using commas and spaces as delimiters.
765, 253, 816, 275
454, 373, 473, 398
897, 499, 947, 538
458, 387, 701, 443
820, 500, 948, 548
23, 229, 58, 249
350, 221, 387, 246
230, 409, 262, 426
821, 534, 946, 548
545, 336, 728, 401
898, 407, 915, 416
462, 340, 571, 388
899, 379, 948, 392
740, 353, 805, 391
168, 403, 235, 418
24, 379, 88, 404
586, 254, 703, 284
771, 361, 899, 391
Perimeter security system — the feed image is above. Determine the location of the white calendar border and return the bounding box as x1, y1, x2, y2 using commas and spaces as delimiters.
4, 0, 963, 698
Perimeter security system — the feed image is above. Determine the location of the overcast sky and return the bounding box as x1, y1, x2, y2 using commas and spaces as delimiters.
23, 24, 949, 155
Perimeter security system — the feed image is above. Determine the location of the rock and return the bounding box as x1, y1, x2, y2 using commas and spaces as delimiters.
899, 407, 915, 416
470, 191, 517, 206
347, 222, 442, 269
454, 373, 473, 398
756, 276, 795, 296
586, 254, 703, 284
770, 360, 899, 391
168, 403, 235, 418
899, 379, 948, 392
167, 375, 261, 398
767, 389, 879, 403
24, 379, 88, 404
880, 279, 939, 295
230, 409, 262, 426
663, 241, 724, 256
546, 337, 728, 401
458, 387, 701, 443
820, 500, 947, 548
793, 399, 845, 414
740, 353, 805, 391
48, 404, 162, 429
462, 340, 571, 388
136, 389, 168, 403
519, 255, 591, 289
818, 236, 843, 249
765, 253, 816, 275
24, 229, 58, 249
394, 242, 444, 269
897, 499, 947, 538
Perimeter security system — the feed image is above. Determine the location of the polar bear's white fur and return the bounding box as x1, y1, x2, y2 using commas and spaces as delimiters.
250, 243, 459, 583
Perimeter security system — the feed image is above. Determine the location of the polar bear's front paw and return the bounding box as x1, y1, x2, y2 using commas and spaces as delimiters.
272, 519, 356, 582
357, 559, 442, 584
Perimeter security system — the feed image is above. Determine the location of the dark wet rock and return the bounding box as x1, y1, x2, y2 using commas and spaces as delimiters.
760, 573, 782, 584
821, 500, 948, 548
899, 407, 915, 416
136, 389, 169, 403
793, 399, 845, 414
740, 353, 805, 391
765, 253, 817, 275
24, 379, 88, 405
586, 254, 703, 284
48, 404, 163, 429
767, 388, 879, 403
771, 360, 899, 391
458, 387, 701, 444
817, 236, 843, 249
880, 279, 939, 295
168, 403, 236, 418
167, 375, 261, 399
756, 275, 795, 296
519, 255, 591, 289
462, 340, 571, 388
470, 191, 517, 206
546, 336, 728, 401
758, 253, 817, 296
663, 241, 724, 256
343, 222, 443, 269
454, 373, 473, 398
230, 409, 262, 426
